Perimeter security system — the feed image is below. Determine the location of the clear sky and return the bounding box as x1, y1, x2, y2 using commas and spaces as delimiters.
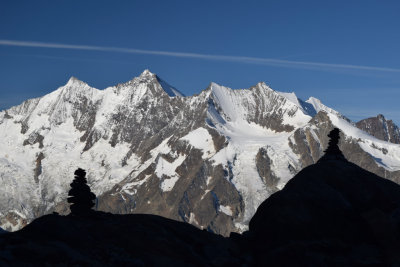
1, 0, 400, 124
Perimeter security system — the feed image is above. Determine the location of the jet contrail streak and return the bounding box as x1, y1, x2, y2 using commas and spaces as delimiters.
1, 39, 399, 73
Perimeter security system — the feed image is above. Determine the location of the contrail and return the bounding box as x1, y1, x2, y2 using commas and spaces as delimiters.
1, 39, 400, 73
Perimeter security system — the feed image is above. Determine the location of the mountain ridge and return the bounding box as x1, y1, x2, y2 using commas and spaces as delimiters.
0, 70, 399, 234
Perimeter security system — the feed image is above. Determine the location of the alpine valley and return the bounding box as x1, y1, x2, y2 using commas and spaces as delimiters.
1, 70, 399, 235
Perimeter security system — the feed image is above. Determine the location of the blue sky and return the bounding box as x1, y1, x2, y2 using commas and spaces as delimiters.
1, 0, 400, 124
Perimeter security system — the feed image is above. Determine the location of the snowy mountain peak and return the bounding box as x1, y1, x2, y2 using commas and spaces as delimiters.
250, 83, 317, 119
209, 81, 222, 89
276, 91, 317, 117
306, 97, 338, 117
377, 114, 385, 120
139, 69, 156, 78
256, 81, 273, 90
114, 70, 183, 97
136, 70, 183, 97
65, 76, 88, 87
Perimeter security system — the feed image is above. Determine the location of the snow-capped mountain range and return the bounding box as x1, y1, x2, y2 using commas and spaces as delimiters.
1, 70, 399, 234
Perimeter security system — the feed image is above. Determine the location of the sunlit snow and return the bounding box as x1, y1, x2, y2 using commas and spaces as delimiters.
1, 69, 400, 233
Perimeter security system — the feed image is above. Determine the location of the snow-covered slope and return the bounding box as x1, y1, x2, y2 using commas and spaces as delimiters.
306, 96, 343, 118
1, 70, 400, 235
210, 82, 312, 130
328, 113, 400, 171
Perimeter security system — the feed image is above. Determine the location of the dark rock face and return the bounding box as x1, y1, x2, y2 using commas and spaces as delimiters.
207, 127, 227, 152
97, 141, 244, 236
248, 153, 400, 266
33, 152, 45, 183
356, 114, 400, 144
256, 147, 280, 192
288, 111, 331, 166
23, 131, 44, 148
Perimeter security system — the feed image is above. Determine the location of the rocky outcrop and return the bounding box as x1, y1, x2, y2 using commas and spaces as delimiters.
23, 131, 44, 148
0, 211, 28, 232
33, 152, 45, 183
255, 147, 280, 192
356, 114, 400, 144
97, 139, 243, 236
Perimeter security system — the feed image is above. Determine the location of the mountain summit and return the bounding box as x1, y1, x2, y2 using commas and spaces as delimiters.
136, 69, 184, 97
65, 76, 89, 87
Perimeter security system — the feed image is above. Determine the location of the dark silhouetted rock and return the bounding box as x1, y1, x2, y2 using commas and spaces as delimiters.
67, 168, 96, 216
248, 141, 400, 266
0, 212, 245, 266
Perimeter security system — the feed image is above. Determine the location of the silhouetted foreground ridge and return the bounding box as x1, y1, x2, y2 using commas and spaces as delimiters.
0, 129, 399, 266
249, 128, 400, 266
0, 212, 242, 266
